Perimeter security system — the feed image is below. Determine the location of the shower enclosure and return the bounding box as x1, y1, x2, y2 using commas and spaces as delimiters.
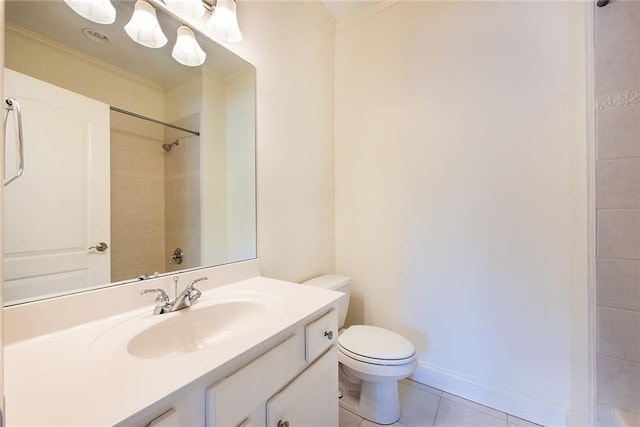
595, 1, 640, 424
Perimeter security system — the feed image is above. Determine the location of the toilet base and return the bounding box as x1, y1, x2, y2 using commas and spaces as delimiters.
359, 379, 401, 424
338, 366, 401, 425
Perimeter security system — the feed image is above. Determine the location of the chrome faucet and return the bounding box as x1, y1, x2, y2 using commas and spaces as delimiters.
141, 276, 208, 315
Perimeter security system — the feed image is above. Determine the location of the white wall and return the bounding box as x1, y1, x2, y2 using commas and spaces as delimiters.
334, 2, 590, 425
215, 1, 336, 281
226, 69, 257, 261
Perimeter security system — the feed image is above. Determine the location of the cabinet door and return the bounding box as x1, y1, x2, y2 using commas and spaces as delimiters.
206, 335, 302, 427
266, 348, 338, 427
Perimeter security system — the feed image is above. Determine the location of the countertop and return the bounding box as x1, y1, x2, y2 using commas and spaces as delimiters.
4, 276, 342, 426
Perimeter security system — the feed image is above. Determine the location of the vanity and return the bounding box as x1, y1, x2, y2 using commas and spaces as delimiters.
4, 261, 343, 426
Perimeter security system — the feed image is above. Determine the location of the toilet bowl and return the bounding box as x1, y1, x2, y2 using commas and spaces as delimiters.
302, 275, 417, 425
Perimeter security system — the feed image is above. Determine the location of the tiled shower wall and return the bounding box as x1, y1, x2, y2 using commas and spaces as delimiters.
164, 113, 202, 273
595, 0, 640, 414
110, 111, 166, 282
110, 112, 201, 281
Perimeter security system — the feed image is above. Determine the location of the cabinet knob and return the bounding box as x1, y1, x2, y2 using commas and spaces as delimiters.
324, 330, 333, 340
277, 420, 290, 427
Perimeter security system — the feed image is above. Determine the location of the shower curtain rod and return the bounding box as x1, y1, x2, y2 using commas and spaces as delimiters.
110, 106, 201, 137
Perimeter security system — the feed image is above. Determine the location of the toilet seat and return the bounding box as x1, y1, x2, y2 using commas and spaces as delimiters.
338, 325, 416, 366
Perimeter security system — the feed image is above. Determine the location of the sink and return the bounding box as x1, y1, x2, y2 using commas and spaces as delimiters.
128, 300, 270, 358
89, 292, 280, 360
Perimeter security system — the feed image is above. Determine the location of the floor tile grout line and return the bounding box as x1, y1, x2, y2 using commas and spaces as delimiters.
432, 394, 442, 427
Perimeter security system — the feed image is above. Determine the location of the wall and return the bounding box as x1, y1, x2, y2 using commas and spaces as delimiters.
334, 2, 589, 425
201, 67, 230, 266
209, 1, 336, 280
595, 0, 640, 417
226, 69, 257, 262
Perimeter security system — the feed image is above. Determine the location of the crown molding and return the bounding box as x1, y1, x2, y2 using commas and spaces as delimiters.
303, 0, 337, 30
6, 24, 162, 91
336, 0, 403, 34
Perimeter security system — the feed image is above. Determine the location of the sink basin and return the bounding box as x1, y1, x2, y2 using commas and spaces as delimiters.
89, 292, 280, 361
127, 300, 270, 359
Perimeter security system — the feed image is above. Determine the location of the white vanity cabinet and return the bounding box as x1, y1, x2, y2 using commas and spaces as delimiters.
206, 335, 305, 427
266, 349, 338, 427
206, 309, 338, 427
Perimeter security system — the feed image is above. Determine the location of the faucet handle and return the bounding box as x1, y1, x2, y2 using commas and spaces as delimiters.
141, 288, 170, 304
187, 276, 208, 288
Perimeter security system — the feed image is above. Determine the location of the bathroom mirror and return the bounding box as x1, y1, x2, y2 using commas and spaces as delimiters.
3, 0, 256, 305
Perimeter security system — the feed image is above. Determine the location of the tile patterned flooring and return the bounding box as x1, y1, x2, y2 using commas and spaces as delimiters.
339, 379, 542, 427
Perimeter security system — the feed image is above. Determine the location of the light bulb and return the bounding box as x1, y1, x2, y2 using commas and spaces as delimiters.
124, 0, 168, 48
206, 0, 242, 43
165, 0, 207, 19
172, 25, 206, 67
64, 0, 116, 24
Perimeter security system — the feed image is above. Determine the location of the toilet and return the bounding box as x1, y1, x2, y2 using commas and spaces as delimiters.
302, 275, 417, 425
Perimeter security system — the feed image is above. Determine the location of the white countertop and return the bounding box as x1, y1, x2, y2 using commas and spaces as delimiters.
4, 276, 342, 426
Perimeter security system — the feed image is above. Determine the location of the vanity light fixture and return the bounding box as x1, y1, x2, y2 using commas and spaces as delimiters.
124, 0, 168, 48
64, 0, 116, 24
206, 0, 242, 43
172, 25, 207, 66
165, 0, 207, 19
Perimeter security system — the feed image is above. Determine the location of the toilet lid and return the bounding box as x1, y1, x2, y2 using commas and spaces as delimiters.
338, 325, 415, 365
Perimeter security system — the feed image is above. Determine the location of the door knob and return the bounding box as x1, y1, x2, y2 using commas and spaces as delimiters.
88, 242, 108, 252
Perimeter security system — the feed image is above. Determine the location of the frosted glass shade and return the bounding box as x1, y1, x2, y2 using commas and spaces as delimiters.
165, 0, 207, 19
172, 25, 206, 67
64, 0, 116, 24
206, 0, 242, 43
124, 0, 168, 48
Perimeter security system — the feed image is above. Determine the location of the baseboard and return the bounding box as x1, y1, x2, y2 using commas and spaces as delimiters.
411, 360, 569, 426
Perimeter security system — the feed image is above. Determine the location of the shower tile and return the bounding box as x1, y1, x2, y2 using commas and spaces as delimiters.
597, 355, 640, 412
595, 38, 640, 94
596, 0, 640, 46
597, 209, 640, 259
596, 159, 640, 208
597, 107, 640, 160
597, 403, 615, 427
598, 306, 640, 362
597, 258, 640, 311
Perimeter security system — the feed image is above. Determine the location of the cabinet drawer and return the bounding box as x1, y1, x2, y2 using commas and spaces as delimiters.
267, 348, 338, 427
305, 309, 337, 362
206, 335, 302, 427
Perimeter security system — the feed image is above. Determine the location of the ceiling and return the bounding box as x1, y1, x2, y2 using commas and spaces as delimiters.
321, 0, 382, 22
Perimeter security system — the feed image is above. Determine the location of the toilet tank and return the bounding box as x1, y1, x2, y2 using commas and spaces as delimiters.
301, 275, 351, 328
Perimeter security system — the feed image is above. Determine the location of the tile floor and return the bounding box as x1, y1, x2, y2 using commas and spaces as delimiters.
339, 379, 543, 427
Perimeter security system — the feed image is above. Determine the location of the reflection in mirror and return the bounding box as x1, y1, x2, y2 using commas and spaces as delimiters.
3, 0, 256, 306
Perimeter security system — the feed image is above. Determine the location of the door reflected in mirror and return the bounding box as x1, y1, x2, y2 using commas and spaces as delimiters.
3, 0, 256, 305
